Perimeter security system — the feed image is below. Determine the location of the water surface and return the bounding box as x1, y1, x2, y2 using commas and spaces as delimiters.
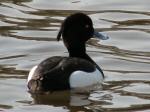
0, 0, 150, 112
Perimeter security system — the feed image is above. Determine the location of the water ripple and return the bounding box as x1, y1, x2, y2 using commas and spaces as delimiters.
0, 0, 150, 112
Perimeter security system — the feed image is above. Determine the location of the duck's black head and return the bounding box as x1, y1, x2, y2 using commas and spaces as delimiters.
57, 13, 94, 46
57, 13, 108, 59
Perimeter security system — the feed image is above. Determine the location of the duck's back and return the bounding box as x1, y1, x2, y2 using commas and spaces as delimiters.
27, 56, 98, 93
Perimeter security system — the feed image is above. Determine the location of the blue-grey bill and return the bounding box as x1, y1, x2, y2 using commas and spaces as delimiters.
94, 31, 109, 40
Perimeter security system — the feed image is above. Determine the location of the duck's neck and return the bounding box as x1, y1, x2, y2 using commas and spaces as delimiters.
68, 44, 94, 63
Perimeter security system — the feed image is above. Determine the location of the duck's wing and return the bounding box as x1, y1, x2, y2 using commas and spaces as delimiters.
28, 56, 95, 92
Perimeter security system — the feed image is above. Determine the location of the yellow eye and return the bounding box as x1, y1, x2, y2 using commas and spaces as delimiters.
85, 25, 89, 28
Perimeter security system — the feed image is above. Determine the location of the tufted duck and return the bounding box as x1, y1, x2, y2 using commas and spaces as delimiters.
27, 13, 109, 93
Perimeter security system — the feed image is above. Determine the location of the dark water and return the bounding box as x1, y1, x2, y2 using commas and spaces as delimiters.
0, 0, 150, 112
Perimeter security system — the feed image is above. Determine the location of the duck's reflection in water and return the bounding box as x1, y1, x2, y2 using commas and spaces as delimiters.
30, 90, 93, 111
29, 83, 103, 111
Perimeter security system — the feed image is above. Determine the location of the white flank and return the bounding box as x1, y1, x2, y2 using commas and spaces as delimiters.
27, 65, 38, 83
69, 68, 103, 88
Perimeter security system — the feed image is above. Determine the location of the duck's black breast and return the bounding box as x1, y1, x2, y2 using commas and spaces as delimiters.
28, 56, 96, 92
